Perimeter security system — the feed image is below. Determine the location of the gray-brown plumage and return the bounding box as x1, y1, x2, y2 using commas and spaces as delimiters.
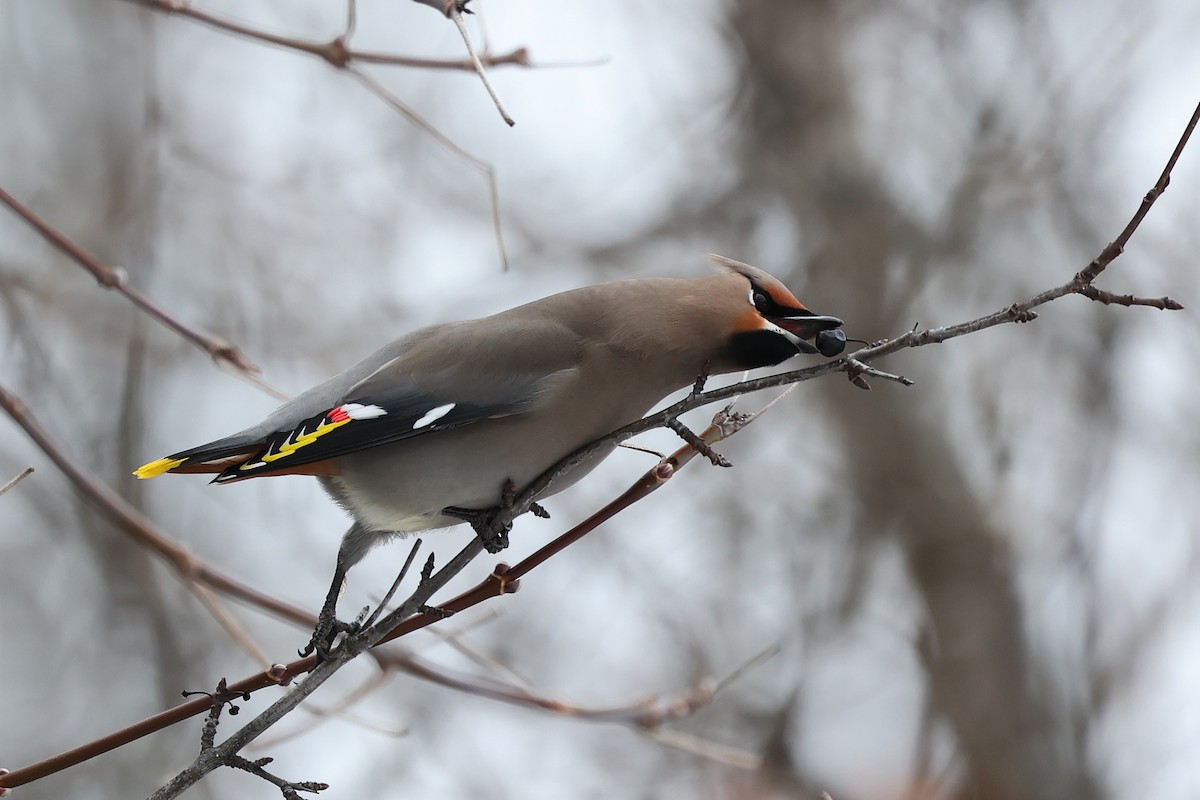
135, 257, 845, 654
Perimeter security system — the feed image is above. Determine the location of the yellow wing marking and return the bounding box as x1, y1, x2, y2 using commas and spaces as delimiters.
255, 416, 351, 466
133, 456, 187, 480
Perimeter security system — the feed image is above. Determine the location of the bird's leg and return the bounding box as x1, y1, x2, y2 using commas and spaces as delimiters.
300, 524, 374, 660
299, 563, 360, 661
443, 478, 548, 553
689, 359, 712, 397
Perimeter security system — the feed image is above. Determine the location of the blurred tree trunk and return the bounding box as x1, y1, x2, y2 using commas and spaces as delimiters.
726, 2, 1098, 797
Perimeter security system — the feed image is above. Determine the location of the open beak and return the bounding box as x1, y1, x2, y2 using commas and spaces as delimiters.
772, 313, 846, 357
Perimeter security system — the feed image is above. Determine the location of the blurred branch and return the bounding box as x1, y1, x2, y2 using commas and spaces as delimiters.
382, 644, 777, 770
443, 1, 515, 126
859, 99, 1196, 359
252, 670, 405, 750
352, 46, 530, 70
0, 466, 34, 497
0, 185, 286, 399
120, 0, 524, 267
123, 0, 533, 74
0, 384, 309, 629
347, 66, 509, 270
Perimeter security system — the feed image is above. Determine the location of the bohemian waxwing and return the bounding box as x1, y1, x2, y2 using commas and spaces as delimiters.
135, 257, 845, 654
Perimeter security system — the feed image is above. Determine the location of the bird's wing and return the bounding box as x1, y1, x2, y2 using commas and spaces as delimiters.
149, 317, 582, 483
210, 366, 574, 483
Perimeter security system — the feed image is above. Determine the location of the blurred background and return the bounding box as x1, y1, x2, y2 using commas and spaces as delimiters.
2, 1, 1199, 798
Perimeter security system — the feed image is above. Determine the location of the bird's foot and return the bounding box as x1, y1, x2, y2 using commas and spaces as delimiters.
443, 479, 549, 553
442, 504, 511, 553
299, 604, 362, 662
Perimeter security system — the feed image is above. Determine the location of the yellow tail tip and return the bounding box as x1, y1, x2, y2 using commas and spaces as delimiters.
134, 457, 186, 479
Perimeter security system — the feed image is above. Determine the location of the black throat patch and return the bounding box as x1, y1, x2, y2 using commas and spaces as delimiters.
724, 329, 797, 369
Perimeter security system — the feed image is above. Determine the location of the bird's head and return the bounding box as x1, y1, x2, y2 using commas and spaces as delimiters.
706, 255, 846, 370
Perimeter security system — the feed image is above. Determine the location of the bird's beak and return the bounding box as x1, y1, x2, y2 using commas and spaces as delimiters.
772, 313, 846, 357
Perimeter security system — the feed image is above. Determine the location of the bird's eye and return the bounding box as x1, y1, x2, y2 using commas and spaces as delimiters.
752, 290, 771, 312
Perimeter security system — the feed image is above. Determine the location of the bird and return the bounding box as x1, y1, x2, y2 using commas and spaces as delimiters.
134, 256, 846, 655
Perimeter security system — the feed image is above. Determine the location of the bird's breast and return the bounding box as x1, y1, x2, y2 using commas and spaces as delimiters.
330, 354, 689, 534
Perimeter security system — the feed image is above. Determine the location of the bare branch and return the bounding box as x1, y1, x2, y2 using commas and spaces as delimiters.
0, 466, 34, 497
1074, 99, 1200, 286
122, 0, 534, 74
1075, 284, 1184, 310
346, 66, 509, 270
251, 670, 404, 750
0, 185, 283, 397
844, 358, 915, 389
186, 582, 273, 670
120, 0, 517, 268
351, 46, 531, 70
372, 641, 780, 760
227, 756, 328, 799
644, 729, 760, 769
446, 3, 516, 125
0, 385, 311, 628
360, 539, 424, 630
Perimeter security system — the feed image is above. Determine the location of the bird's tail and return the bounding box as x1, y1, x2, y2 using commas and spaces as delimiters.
133, 437, 262, 479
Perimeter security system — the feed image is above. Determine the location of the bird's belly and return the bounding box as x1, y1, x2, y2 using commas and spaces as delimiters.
331, 413, 617, 534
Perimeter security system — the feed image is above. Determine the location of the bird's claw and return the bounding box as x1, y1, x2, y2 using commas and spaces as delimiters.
300, 611, 360, 662
443, 504, 512, 552
479, 522, 510, 553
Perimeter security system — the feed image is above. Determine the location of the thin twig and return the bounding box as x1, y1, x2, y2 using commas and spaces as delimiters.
446, 4, 515, 126
347, 66, 509, 270
352, 46, 532, 70
122, 0, 514, 270
740, 384, 797, 426
0, 385, 312, 628
373, 637, 779, 741
251, 671, 404, 750
424, 626, 536, 692
186, 582, 272, 670
616, 441, 667, 458
0, 186, 284, 398
1074, 99, 1200, 286
343, 0, 357, 41
227, 755, 328, 798
643, 729, 760, 769
123, 0, 535, 73
0, 466, 34, 497
361, 539, 423, 630
1076, 284, 1183, 310
844, 357, 915, 388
